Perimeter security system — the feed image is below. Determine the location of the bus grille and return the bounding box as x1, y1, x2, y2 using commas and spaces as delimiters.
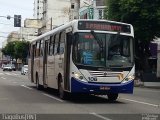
89, 71, 122, 77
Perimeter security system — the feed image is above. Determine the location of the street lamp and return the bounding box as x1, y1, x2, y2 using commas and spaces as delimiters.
0, 15, 12, 20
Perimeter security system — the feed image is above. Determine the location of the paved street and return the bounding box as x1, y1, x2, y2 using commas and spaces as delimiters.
0, 69, 159, 120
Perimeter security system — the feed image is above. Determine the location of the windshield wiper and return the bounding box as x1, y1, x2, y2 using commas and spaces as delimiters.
91, 30, 103, 49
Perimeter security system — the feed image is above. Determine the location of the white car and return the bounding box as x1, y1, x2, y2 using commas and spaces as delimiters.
3, 64, 12, 71
21, 65, 28, 75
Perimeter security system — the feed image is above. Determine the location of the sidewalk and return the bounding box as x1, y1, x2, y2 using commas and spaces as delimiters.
134, 79, 160, 89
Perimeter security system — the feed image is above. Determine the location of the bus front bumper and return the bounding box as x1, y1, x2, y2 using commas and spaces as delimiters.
71, 77, 134, 94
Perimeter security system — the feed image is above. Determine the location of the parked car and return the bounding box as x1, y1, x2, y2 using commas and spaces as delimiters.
3, 64, 12, 71
11, 64, 16, 71
21, 65, 28, 75
1, 64, 5, 69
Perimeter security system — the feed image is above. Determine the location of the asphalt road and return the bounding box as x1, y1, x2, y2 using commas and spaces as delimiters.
0, 69, 159, 120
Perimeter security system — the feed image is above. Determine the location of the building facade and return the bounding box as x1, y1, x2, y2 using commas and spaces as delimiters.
95, 0, 105, 19
19, 27, 38, 42
34, 0, 80, 34
79, 0, 106, 20
40, 0, 71, 33
34, 0, 44, 19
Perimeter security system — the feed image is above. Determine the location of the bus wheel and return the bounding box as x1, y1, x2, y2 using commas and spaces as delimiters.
107, 94, 118, 101
36, 75, 42, 90
58, 79, 67, 100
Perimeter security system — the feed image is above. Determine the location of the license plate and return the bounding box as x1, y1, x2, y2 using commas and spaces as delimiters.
100, 86, 110, 90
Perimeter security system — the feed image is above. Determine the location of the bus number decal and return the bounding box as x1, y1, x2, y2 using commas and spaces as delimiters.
88, 77, 97, 82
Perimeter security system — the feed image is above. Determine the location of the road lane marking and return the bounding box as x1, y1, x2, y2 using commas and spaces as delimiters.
1, 77, 6, 79
119, 97, 159, 107
21, 85, 33, 90
42, 93, 63, 102
90, 112, 112, 120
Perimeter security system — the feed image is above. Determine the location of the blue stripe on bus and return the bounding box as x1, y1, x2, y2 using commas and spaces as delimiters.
71, 77, 134, 94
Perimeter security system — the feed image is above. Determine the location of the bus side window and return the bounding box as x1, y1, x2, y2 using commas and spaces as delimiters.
49, 35, 54, 56
40, 40, 44, 57
36, 41, 40, 57
33, 44, 36, 58
53, 35, 56, 54
59, 31, 65, 54
28, 44, 31, 58
54, 33, 59, 55
45, 36, 50, 56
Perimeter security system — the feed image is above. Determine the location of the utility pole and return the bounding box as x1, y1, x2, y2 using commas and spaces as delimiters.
50, 17, 52, 30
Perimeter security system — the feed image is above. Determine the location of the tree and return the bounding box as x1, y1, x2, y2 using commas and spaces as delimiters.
14, 41, 30, 64
2, 41, 17, 60
105, 0, 160, 71
1, 41, 30, 64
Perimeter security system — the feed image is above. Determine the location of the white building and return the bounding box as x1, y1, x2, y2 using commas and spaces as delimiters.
16, 19, 40, 41
33, 0, 81, 34
95, 0, 106, 19
40, 0, 71, 33
34, 0, 44, 19
79, 0, 106, 20
70, 0, 80, 20
19, 27, 38, 42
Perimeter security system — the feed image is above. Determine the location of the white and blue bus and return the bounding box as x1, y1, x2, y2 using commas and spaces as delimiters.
28, 19, 135, 101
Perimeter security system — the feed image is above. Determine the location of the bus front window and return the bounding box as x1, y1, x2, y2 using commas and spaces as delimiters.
72, 33, 134, 69
73, 33, 105, 67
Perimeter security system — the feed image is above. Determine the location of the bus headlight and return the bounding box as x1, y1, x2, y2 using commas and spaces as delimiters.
73, 72, 87, 82
122, 75, 135, 83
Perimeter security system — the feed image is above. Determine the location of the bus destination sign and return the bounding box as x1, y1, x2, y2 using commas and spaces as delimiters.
78, 21, 131, 33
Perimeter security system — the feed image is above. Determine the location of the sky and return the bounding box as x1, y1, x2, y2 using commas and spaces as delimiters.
0, 0, 34, 48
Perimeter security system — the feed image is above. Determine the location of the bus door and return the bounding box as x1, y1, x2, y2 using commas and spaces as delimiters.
64, 31, 72, 91
43, 40, 49, 86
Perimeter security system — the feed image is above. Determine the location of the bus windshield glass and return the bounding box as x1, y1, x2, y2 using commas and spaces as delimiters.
73, 32, 134, 69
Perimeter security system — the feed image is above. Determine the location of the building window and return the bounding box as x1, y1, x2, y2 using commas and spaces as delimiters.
98, 9, 104, 19
96, 0, 105, 6
71, 4, 74, 9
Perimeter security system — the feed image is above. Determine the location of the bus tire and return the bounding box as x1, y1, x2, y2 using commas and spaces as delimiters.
36, 74, 43, 90
58, 78, 67, 100
107, 93, 118, 101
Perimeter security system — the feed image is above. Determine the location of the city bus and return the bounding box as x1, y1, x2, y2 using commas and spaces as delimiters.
28, 19, 135, 101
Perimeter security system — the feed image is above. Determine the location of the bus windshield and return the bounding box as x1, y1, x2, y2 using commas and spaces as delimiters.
73, 32, 134, 69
